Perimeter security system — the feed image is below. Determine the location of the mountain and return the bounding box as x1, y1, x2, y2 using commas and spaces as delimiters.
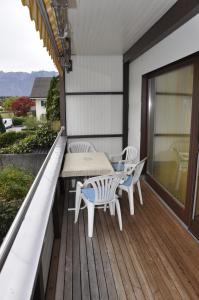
0, 71, 58, 97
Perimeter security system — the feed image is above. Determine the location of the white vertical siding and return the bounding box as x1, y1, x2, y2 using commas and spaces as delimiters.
66, 95, 123, 135
129, 14, 199, 156
66, 56, 123, 92
65, 55, 123, 154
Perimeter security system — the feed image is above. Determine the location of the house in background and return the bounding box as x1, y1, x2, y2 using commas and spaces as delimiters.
30, 77, 52, 120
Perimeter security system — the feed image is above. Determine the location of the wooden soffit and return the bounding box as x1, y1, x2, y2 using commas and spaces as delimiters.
21, 0, 63, 75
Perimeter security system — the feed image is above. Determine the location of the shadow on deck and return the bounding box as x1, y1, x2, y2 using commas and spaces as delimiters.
46, 182, 199, 300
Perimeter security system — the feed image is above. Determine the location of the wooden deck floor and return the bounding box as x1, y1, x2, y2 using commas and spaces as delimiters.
47, 181, 199, 300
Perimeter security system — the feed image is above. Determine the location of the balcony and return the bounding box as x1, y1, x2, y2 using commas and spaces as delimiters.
0, 128, 199, 299
47, 181, 199, 300
1, 1, 199, 299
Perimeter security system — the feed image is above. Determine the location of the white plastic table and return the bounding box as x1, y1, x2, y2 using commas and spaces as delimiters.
61, 152, 114, 178
61, 152, 114, 211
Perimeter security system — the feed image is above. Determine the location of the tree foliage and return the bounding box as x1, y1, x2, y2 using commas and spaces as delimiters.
46, 77, 60, 121
11, 97, 35, 116
0, 115, 6, 134
3, 97, 18, 112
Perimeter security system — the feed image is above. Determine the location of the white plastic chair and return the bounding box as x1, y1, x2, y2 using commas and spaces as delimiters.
172, 142, 189, 190
110, 146, 138, 171
68, 141, 96, 153
118, 157, 147, 215
74, 173, 125, 237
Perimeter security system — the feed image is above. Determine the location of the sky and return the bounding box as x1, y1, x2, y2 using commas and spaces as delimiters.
0, 0, 57, 72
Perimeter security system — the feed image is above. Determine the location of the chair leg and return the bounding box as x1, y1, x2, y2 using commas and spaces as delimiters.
128, 187, 134, 215
137, 180, 143, 205
175, 165, 181, 190
118, 188, 122, 198
87, 203, 95, 238
104, 204, 107, 212
115, 199, 122, 231
109, 202, 115, 216
74, 195, 81, 223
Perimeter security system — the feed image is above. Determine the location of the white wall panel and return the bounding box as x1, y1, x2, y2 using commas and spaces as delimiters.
66, 56, 123, 92
65, 55, 123, 153
66, 95, 122, 135
68, 138, 122, 156
129, 14, 199, 156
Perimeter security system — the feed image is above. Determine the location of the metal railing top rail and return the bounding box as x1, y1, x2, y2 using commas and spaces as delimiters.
0, 126, 65, 271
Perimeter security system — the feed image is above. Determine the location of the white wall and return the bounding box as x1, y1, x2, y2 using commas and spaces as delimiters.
65, 55, 123, 154
35, 98, 46, 120
129, 14, 199, 155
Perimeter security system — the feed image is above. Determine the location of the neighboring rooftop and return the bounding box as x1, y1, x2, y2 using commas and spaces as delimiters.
30, 77, 52, 98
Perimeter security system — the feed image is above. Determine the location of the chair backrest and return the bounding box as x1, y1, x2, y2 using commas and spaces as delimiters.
68, 141, 96, 153
122, 146, 138, 162
125, 157, 147, 184
84, 173, 125, 204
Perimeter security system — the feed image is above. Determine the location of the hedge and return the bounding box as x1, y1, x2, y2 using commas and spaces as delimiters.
0, 166, 34, 244
0, 131, 27, 148
0, 124, 57, 154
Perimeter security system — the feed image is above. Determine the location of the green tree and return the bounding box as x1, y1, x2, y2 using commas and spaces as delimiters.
3, 97, 17, 112
46, 77, 60, 121
0, 115, 6, 134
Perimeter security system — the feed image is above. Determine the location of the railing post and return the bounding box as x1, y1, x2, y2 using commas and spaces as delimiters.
52, 178, 64, 238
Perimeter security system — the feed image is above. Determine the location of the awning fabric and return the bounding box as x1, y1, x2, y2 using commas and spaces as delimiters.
21, 0, 63, 75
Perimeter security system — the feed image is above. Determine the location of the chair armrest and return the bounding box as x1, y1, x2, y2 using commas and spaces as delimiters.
76, 181, 84, 188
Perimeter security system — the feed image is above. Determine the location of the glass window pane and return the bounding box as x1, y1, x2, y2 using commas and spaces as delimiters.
147, 65, 193, 206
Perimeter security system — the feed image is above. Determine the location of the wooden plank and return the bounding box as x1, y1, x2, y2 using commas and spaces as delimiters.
109, 214, 145, 300
139, 183, 199, 299
52, 181, 199, 300
78, 212, 90, 300
103, 212, 136, 300
72, 216, 81, 300
64, 212, 73, 300
121, 210, 160, 297
83, 211, 100, 300
135, 201, 191, 299
92, 221, 109, 300
141, 184, 199, 298
98, 210, 127, 299
122, 199, 181, 299
95, 212, 118, 300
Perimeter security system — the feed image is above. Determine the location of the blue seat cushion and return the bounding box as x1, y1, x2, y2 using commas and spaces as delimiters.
112, 162, 125, 171
82, 188, 95, 202
121, 175, 133, 187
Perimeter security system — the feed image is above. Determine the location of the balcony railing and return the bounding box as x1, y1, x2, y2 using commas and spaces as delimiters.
0, 126, 67, 299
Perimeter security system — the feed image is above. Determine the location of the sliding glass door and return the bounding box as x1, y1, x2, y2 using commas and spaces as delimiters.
142, 54, 199, 237
147, 65, 193, 208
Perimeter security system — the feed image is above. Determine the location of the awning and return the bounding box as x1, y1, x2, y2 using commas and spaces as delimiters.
21, 0, 63, 75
